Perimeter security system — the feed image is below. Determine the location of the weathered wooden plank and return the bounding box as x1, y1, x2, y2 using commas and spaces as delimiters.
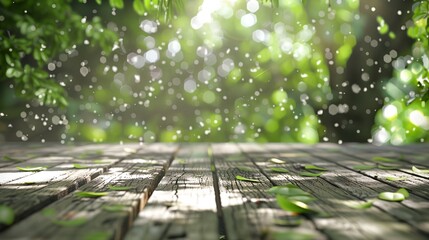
258, 143, 429, 237
0, 143, 177, 239
212, 143, 324, 240
309, 144, 429, 200
125, 144, 219, 240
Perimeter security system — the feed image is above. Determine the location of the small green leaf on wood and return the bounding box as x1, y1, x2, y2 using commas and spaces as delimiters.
269, 158, 285, 164
385, 176, 407, 181
412, 166, 429, 174
107, 185, 133, 191
16, 166, 47, 172
236, 166, 253, 172
372, 156, 398, 163
268, 186, 311, 197
304, 164, 327, 171
344, 200, 373, 209
42, 208, 56, 217
353, 164, 376, 171
0, 205, 15, 225
378, 192, 405, 202
235, 175, 259, 183
299, 171, 322, 177
75, 191, 108, 198
73, 164, 88, 169
397, 188, 409, 199
276, 195, 315, 214
270, 167, 289, 173
102, 204, 128, 212
52, 217, 87, 227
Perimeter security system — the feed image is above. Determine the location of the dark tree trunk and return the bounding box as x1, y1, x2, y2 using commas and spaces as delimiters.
316, 0, 414, 142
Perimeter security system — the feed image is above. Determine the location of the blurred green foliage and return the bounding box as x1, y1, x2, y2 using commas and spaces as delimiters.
0, 0, 425, 144
373, 0, 429, 144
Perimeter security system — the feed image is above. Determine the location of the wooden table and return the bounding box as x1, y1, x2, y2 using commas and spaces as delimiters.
0, 143, 428, 239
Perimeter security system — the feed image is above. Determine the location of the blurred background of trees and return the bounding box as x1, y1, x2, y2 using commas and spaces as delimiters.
0, 0, 428, 144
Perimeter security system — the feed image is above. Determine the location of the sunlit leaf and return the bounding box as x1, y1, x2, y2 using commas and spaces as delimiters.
0, 205, 14, 225
16, 166, 47, 172
304, 164, 327, 171
102, 204, 128, 212
353, 164, 376, 171
73, 164, 88, 169
52, 218, 87, 227
75, 191, 109, 198
412, 166, 429, 174
269, 158, 285, 164
385, 176, 407, 181
397, 188, 409, 199
93, 160, 107, 164
372, 156, 399, 163
378, 192, 405, 202
235, 175, 259, 183
344, 200, 373, 209
107, 185, 133, 191
299, 171, 322, 177
133, 0, 146, 15
276, 195, 315, 214
270, 167, 289, 173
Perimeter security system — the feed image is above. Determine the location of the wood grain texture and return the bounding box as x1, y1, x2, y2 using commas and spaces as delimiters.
212, 143, 324, 240
125, 144, 218, 240
0, 143, 177, 239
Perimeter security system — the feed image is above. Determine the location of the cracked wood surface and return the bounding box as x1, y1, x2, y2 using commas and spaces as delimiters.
0, 143, 428, 240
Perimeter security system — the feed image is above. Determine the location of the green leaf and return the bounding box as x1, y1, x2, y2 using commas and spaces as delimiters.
378, 192, 405, 202
372, 156, 398, 163
52, 218, 87, 227
269, 158, 285, 164
75, 191, 109, 198
412, 166, 429, 174
385, 176, 407, 181
107, 185, 133, 191
268, 186, 311, 197
0, 205, 14, 225
73, 164, 88, 169
270, 167, 289, 173
96, 0, 102, 4
344, 200, 373, 209
109, 0, 124, 8
93, 160, 107, 164
235, 175, 259, 183
299, 171, 322, 177
397, 188, 409, 199
353, 165, 376, 171
102, 204, 127, 212
133, 0, 145, 15
16, 166, 47, 172
236, 166, 254, 172
304, 164, 327, 171
276, 195, 315, 214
